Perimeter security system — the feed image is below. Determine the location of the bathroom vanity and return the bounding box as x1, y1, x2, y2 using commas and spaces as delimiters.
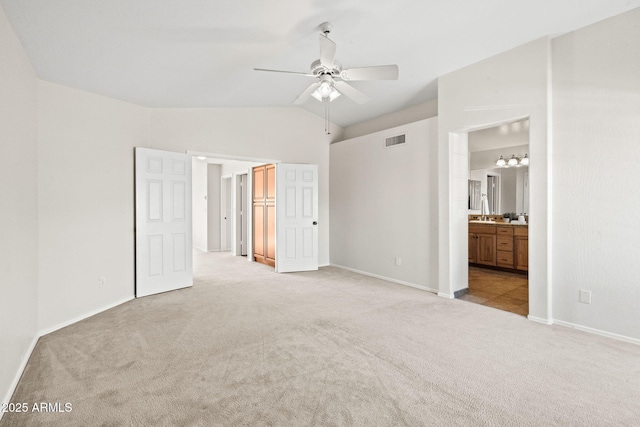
468, 219, 528, 272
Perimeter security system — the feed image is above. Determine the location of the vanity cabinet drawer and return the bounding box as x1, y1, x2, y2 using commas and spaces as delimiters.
497, 227, 514, 236
497, 237, 513, 251
469, 225, 496, 234
497, 251, 514, 268
514, 227, 528, 237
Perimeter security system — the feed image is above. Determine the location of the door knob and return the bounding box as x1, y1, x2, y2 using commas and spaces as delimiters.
313, 221, 318, 225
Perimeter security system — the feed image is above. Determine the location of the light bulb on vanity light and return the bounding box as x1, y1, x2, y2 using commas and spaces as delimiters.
496, 156, 506, 167
508, 155, 519, 167
520, 154, 529, 166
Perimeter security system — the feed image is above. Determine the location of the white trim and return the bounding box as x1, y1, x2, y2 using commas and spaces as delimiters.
186, 151, 280, 165
438, 292, 456, 299
1, 335, 38, 421
330, 264, 438, 294
38, 296, 134, 337
1, 296, 135, 421
527, 315, 553, 325
553, 320, 640, 346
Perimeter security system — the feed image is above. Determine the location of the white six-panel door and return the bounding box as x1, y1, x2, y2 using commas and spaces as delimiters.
135, 147, 193, 297
275, 163, 318, 273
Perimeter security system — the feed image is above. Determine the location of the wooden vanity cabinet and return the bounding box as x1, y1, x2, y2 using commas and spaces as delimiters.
496, 227, 514, 268
469, 223, 528, 272
469, 225, 497, 267
514, 227, 529, 271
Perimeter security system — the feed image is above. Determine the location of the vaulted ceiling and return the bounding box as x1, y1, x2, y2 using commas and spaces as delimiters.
2, 0, 639, 127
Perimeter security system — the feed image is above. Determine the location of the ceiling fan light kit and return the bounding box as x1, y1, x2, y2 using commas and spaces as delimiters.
254, 22, 399, 133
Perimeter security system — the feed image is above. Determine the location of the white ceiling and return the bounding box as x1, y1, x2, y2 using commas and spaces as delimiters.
2, 0, 639, 127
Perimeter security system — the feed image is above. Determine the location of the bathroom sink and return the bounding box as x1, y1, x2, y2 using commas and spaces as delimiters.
469, 220, 496, 224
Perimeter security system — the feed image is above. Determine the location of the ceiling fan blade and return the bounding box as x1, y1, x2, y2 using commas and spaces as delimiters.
293, 83, 319, 105
334, 81, 370, 105
340, 65, 399, 81
254, 68, 314, 77
319, 34, 336, 69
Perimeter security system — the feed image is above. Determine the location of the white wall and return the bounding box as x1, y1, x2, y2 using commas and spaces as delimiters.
438, 38, 550, 320
148, 108, 335, 266
221, 159, 260, 177
193, 158, 260, 253
500, 168, 517, 213
340, 99, 438, 141
469, 144, 529, 171
330, 118, 439, 291
551, 9, 640, 339
37, 81, 149, 332
0, 4, 39, 409
35, 89, 335, 336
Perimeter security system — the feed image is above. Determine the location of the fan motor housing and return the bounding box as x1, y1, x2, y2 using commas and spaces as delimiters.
310, 59, 342, 77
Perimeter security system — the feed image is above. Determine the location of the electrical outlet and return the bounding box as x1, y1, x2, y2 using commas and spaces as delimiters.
395, 257, 402, 266
99, 277, 106, 288
579, 289, 591, 304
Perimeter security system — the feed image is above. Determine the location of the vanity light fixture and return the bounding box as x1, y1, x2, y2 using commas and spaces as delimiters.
495, 153, 529, 168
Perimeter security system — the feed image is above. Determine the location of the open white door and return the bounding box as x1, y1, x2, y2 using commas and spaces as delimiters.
276, 163, 318, 273
135, 147, 193, 297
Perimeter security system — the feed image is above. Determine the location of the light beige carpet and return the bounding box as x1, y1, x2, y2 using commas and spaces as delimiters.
2, 251, 639, 426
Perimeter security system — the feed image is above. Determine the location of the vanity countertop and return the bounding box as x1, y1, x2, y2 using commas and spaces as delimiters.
468, 220, 528, 227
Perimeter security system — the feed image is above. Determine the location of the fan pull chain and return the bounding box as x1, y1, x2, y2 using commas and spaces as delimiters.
324, 100, 331, 134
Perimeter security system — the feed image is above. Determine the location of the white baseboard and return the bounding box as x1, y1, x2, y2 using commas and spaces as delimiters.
1, 335, 39, 422
553, 319, 640, 346
2, 296, 135, 421
438, 292, 456, 299
38, 296, 134, 337
527, 315, 553, 325
330, 264, 438, 294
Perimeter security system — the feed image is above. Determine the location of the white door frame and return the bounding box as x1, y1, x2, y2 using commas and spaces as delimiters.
233, 171, 249, 256
441, 115, 549, 324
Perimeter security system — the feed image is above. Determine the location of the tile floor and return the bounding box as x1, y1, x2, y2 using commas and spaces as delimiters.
458, 266, 529, 316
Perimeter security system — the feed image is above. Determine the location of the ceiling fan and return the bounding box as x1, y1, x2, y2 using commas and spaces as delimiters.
254, 22, 399, 106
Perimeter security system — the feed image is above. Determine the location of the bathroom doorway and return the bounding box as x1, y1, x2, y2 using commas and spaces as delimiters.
458, 119, 530, 317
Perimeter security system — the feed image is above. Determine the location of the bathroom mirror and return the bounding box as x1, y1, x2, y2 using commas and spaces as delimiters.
469, 168, 528, 214
468, 119, 530, 215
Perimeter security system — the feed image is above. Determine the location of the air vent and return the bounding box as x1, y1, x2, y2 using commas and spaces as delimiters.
384, 134, 406, 148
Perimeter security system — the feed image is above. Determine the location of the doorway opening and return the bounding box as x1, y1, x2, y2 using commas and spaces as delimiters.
457, 118, 530, 317
189, 152, 273, 264
189, 153, 320, 274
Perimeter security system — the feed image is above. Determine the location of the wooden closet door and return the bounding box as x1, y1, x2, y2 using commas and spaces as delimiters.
253, 166, 266, 262
253, 204, 265, 259
252, 164, 276, 267
265, 165, 276, 264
